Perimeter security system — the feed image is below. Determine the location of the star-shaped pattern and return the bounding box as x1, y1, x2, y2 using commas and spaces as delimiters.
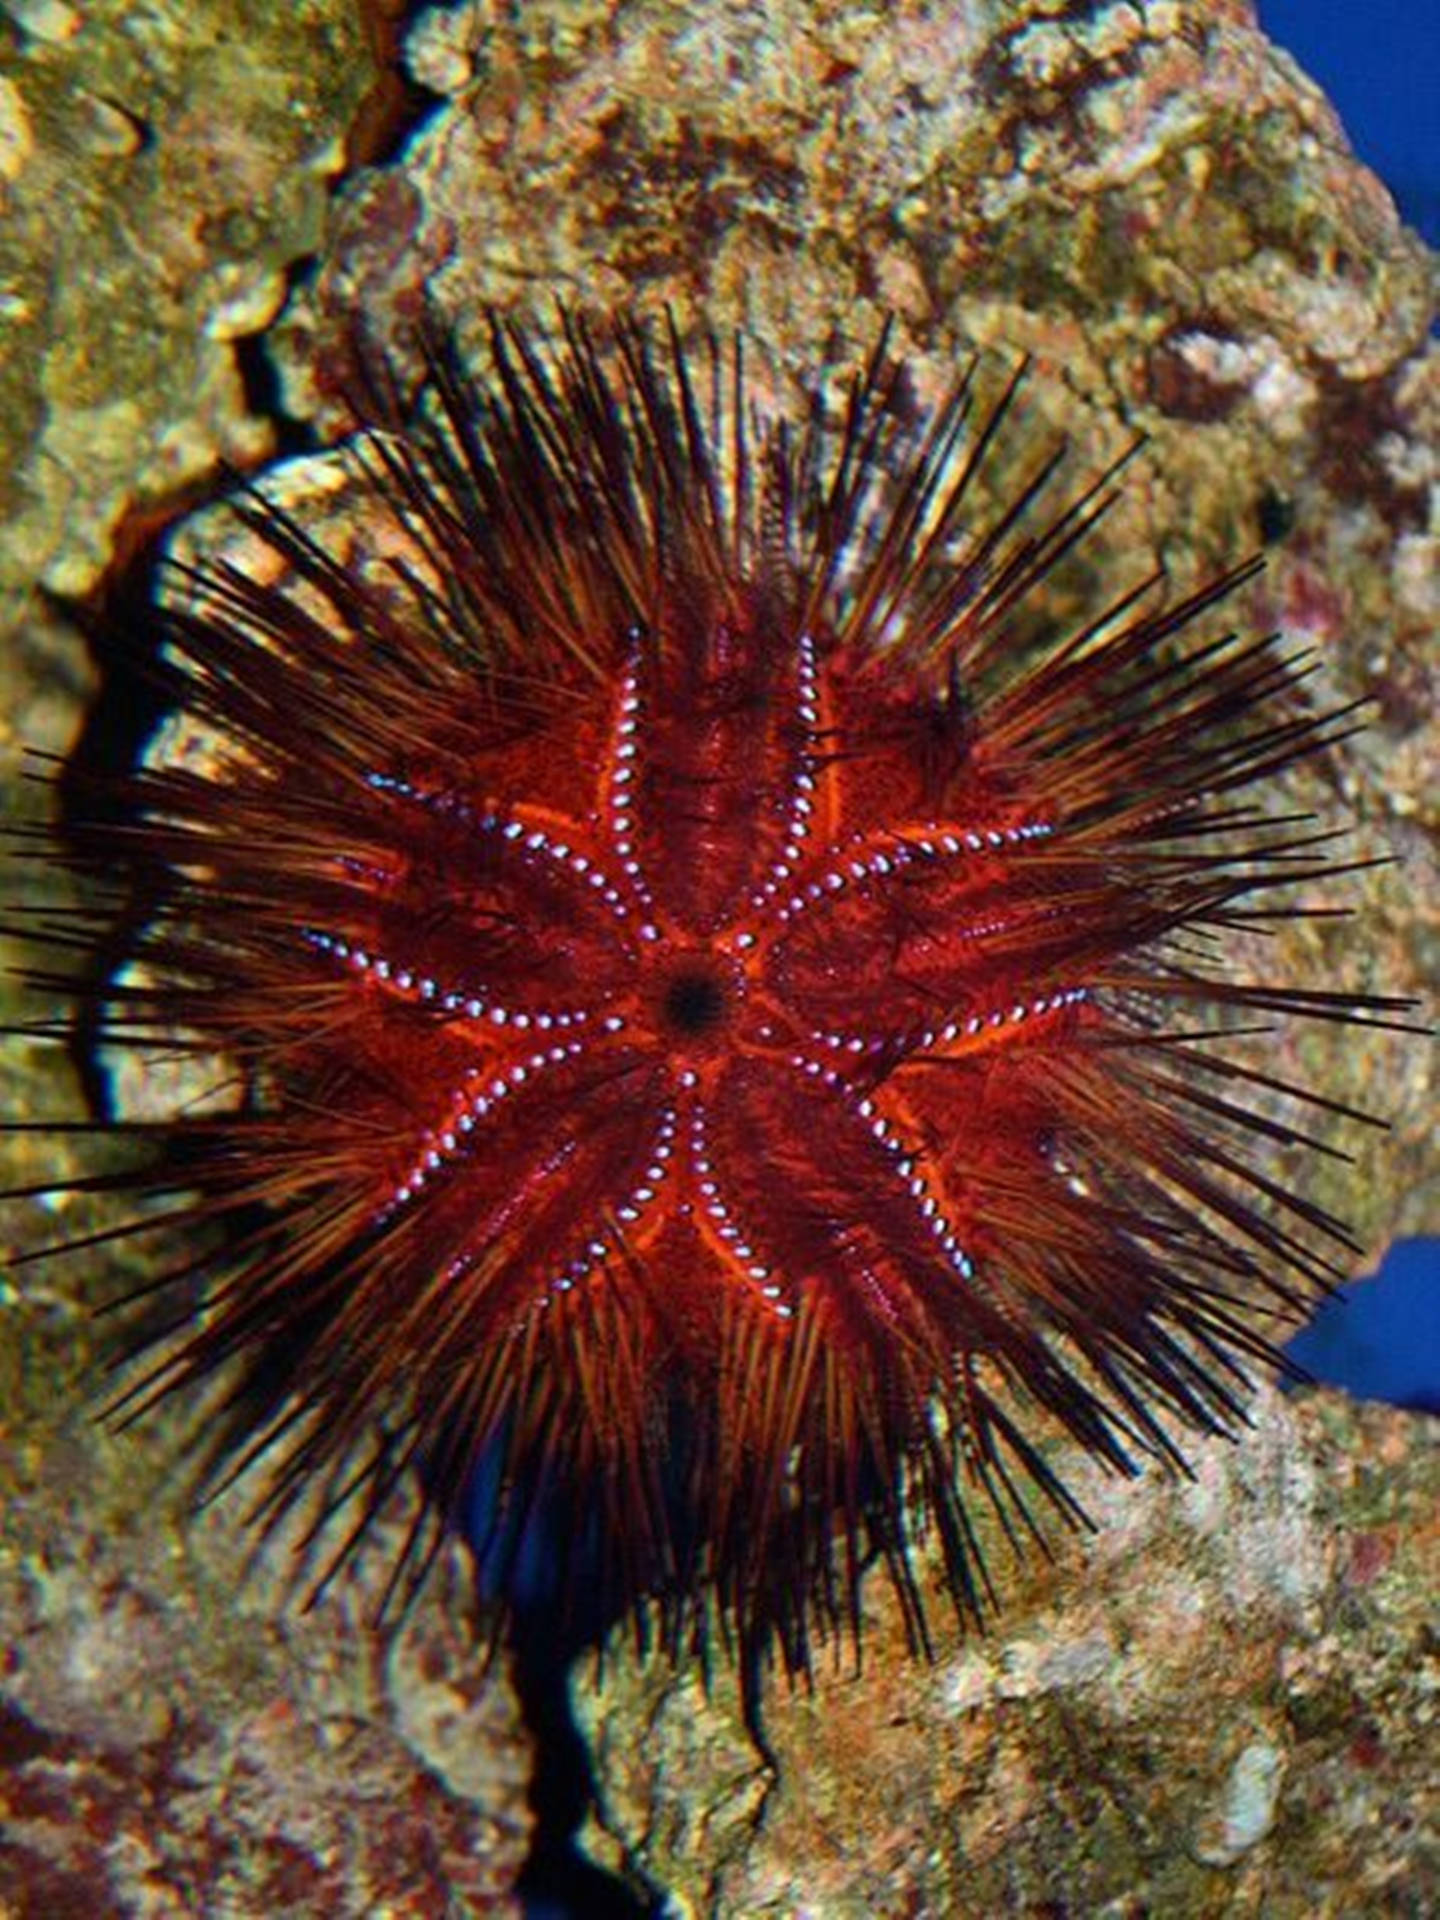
53, 314, 1396, 1662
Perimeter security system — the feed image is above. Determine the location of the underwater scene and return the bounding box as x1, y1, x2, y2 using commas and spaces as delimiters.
1, 3, 1435, 1916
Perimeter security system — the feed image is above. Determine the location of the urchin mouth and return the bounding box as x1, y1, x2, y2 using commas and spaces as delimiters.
661, 964, 729, 1036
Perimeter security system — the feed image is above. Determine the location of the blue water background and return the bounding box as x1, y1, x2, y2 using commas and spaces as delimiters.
1285, 1238, 1440, 1415
1259, 0, 1440, 245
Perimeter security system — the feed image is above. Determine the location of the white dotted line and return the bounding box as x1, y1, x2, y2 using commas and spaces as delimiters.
382, 1039, 588, 1213
541, 1106, 681, 1303
814, 985, 1088, 1056
365, 769, 649, 933
790, 1052, 975, 1284
688, 1101, 794, 1318
605, 660, 661, 940
302, 928, 591, 1032
768, 817, 1053, 928
744, 631, 821, 915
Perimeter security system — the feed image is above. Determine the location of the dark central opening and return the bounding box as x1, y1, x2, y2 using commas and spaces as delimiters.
663, 967, 727, 1035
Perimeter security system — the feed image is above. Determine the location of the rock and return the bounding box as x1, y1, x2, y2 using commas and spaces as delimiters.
0, 0, 372, 609
578, 1390, 1438, 1915
2, 4, 1435, 1915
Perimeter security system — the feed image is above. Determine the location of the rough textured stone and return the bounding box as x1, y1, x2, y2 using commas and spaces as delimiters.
0, 0, 372, 610
577, 1389, 1439, 1914
0, 1410, 532, 1917
2, 2, 1435, 1916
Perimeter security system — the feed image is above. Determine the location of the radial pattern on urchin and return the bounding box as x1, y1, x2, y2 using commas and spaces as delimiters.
29, 312, 1404, 1670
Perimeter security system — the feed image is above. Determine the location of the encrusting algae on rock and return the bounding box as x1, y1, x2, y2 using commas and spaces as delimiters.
0, 4, 1434, 1916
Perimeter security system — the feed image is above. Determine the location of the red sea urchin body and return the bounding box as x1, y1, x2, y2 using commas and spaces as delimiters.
34, 314, 1406, 1670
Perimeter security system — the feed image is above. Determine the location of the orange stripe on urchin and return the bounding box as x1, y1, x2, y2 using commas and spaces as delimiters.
11, 310, 1415, 1677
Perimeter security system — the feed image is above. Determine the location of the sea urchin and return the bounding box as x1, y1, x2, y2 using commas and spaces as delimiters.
14, 310, 1409, 1680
